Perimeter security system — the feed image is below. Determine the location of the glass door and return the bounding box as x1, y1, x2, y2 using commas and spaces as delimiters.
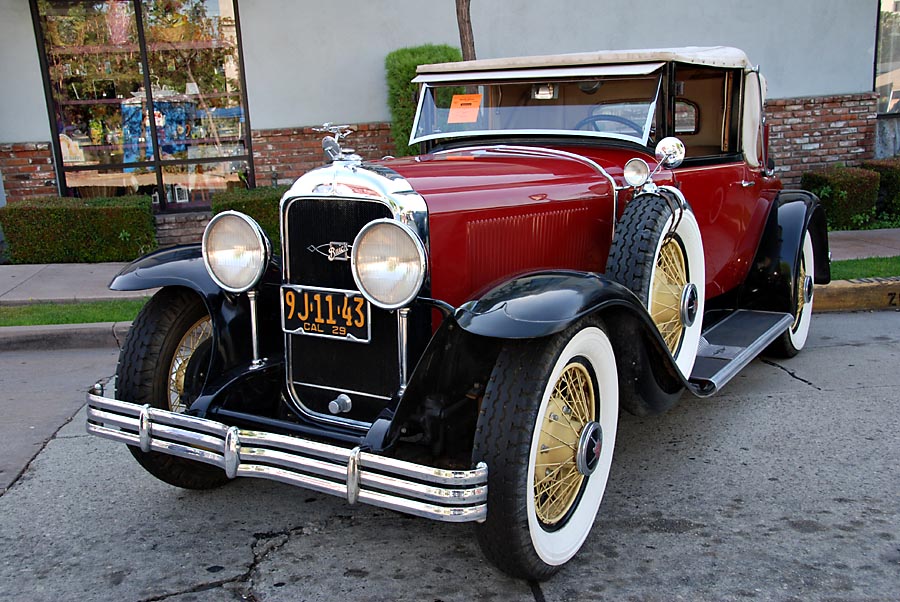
32, 0, 253, 211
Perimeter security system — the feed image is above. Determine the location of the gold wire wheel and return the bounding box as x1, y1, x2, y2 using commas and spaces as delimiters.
792, 252, 807, 331
167, 316, 212, 413
534, 361, 596, 526
650, 237, 688, 355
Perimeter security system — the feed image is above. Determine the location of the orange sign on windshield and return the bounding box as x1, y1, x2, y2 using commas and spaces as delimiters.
447, 94, 483, 124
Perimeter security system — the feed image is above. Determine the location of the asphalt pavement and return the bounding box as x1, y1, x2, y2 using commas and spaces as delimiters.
0, 311, 897, 601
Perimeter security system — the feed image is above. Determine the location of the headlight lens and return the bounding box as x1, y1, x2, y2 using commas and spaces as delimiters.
351, 219, 426, 309
623, 158, 650, 187
202, 211, 270, 293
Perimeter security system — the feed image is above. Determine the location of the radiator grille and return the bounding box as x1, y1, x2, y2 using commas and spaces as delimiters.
283, 197, 398, 423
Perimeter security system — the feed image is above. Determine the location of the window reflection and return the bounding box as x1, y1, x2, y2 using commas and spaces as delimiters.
36, 0, 251, 209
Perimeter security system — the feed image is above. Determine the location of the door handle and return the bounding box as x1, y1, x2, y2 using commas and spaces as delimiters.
741, 180, 756, 188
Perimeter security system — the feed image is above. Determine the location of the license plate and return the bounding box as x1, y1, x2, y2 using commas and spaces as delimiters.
281, 285, 371, 343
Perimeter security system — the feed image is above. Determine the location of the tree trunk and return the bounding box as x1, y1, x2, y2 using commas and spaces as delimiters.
456, 0, 476, 61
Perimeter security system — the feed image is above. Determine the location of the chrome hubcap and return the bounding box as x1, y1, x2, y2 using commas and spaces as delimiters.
575, 421, 603, 476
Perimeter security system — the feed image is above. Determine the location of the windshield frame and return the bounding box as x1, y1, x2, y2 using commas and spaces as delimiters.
409, 64, 664, 148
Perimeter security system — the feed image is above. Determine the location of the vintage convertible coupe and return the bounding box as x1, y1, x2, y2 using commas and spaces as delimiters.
86, 47, 829, 579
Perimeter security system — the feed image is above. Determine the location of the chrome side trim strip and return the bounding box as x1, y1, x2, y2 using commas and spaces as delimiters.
85, 393, 487, 523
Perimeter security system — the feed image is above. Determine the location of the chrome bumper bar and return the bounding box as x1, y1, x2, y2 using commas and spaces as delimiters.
85, 392, 487, 522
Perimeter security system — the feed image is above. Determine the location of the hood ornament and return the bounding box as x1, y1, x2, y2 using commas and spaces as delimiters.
314, 123, 362, 163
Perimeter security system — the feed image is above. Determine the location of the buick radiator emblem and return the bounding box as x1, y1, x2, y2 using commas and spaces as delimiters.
307, 242, 351, 262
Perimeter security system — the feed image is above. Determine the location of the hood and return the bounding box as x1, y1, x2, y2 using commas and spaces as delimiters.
382, 145, 616, 214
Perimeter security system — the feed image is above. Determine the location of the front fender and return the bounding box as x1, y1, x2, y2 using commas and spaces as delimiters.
453, 271, 686, 415
112, 245, 285, 410
454, 270, 646, 339
110, 245, 221, 300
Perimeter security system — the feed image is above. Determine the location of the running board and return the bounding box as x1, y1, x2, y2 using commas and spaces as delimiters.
687, 310, 793, 397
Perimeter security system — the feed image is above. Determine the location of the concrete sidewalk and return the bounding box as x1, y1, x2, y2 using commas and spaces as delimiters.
0, 262, 151, 305
0, 229, 898, 350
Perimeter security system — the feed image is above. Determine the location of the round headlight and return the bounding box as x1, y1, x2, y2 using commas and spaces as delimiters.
351, 219, 426, 310
202, 211, 270, 293
623, 158, 650, 187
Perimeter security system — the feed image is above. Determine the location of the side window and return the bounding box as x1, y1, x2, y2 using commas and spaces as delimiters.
674, 67, 741, 160
674, 100, 699, 135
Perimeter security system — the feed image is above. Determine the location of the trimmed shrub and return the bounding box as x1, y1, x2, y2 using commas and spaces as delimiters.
801, 167, 880, 230
860, 158, 900, 216
211, 185, 289, 251
0, 195, 156, 264
385, 44, 462, 156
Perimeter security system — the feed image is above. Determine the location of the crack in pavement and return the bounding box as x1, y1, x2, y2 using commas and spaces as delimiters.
136, 526, 305, 602
760, 359, 822, 390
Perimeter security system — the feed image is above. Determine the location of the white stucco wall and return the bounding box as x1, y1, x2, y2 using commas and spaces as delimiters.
0, 0, 52, 143
239, 0, 878, 129
239, 0, 461, 129
469, 0, 878, 100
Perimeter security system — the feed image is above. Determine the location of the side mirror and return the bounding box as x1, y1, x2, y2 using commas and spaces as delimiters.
655, 137, 686, 169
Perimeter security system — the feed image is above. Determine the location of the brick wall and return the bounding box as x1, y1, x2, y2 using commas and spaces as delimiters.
0, 143, 57, 202
154, 211, 211, 248
251, 122, 395, 186
766, 92, 877, 187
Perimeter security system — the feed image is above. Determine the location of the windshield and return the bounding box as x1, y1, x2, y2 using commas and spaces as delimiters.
411, 73, 662, 146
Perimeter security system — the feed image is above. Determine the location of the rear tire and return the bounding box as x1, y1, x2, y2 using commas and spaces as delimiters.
117, 288, 229, 490
473, 317, 619, 580
768, 230, 815, 358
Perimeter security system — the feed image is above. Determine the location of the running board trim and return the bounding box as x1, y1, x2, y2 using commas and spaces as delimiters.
687, 310, 793, 397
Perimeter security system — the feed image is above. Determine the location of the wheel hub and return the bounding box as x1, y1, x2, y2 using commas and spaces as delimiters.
803, 274, 813, 304
680, 283, 699, 328
575, 421, 603, 476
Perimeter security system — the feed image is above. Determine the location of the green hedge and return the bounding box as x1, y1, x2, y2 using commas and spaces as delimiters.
0, 195, 156, 264
385, 44, 462, 157
860, 158, 900, 216
801, 167, 880, 230
211, 185, 289, 251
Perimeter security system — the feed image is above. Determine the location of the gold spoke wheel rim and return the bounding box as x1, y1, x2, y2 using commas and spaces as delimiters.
793, 252, 807, 331
534, 362, 596, 526
650, 237, 687, 356
168, 316, 212, 413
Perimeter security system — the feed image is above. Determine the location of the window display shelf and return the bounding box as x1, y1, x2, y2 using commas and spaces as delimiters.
48, 39, 235, 57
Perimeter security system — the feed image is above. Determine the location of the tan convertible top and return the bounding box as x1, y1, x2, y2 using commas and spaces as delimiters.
415, 46, 753, 77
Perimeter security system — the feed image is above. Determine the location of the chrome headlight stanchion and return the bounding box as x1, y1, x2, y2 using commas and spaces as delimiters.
202, 211, 271, 371
247, 290, 264, 370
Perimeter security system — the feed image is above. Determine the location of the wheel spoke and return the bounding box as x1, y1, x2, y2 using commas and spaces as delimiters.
167, 316, 212, 412
534, 361, 597, 526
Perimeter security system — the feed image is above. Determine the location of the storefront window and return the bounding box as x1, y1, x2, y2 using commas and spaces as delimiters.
33, 0, 252, 210
877, 1, 900, 113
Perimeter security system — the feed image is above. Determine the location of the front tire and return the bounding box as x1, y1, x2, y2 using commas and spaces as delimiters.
117, 287, 229, 490
473, 318, 619, 580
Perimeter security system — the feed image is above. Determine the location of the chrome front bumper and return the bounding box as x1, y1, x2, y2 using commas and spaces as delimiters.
85, 392, 487, 522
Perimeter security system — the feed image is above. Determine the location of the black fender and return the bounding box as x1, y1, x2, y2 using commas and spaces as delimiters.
380, 271, 688, 450
740, 190, 831, 313
111, 245, 285, 412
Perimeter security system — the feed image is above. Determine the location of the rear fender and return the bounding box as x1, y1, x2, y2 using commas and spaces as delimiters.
740, 190, 830, 312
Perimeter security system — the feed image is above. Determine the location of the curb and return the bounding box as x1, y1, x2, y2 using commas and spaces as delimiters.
0, 322, 131, 352
814, 277, 900, 313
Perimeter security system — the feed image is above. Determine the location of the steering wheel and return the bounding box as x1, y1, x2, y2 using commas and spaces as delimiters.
574, 114, 644, 136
